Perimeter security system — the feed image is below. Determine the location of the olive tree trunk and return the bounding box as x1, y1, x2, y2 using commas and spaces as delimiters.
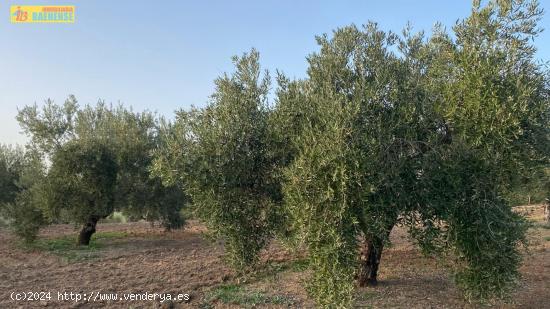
544, 199, 550, 224
357, 217, 397, 287
358, 236, 384, 286
78, 216, 99, 246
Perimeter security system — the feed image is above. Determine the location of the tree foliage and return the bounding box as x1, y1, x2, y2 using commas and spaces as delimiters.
151, 2, 547, 306
47, 140, 118, 226
274, 0, 548, 306
0, 144, 24, 206
0, 145, 47, 242
5, 0, 548, 307
16, 99, 187, 243
153, 49, 282, 269
414, 0, 548, 299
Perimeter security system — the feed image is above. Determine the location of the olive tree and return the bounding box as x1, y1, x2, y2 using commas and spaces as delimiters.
278, 23, 438, 306
152, 49, 282, 269
277, 0, 548, 306
46, 140, 118, 245
415, 0, 548, 299
17, 99, 186, 243
80, 107, 187, 231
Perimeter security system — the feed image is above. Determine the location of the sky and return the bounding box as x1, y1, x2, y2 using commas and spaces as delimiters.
1, 0, 549, 146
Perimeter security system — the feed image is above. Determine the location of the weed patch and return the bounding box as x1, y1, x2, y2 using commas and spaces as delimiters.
203, 284, 295, 307
21, 231, 128, 262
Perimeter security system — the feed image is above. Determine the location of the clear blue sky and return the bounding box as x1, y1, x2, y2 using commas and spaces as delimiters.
2, 0, 549, 145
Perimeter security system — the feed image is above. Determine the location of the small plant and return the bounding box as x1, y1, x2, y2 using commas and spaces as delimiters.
102, 212, 127, 223
0, 216, 9, 228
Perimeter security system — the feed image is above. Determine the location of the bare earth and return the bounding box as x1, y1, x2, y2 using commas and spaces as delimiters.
1, 205, 548, 308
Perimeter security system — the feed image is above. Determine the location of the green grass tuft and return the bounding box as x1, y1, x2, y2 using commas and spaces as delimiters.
0, 216, 10, 228
101, 212, 128, 223
92, 231, 128, 240
21, 231, 128, 262
203, 284, 294, 307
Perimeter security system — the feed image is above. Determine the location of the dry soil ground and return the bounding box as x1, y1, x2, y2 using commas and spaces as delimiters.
1, 205, 548, 308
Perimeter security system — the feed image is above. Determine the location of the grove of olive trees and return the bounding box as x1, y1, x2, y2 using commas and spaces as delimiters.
1, 0, 548, 308
152, 0, 548, 307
